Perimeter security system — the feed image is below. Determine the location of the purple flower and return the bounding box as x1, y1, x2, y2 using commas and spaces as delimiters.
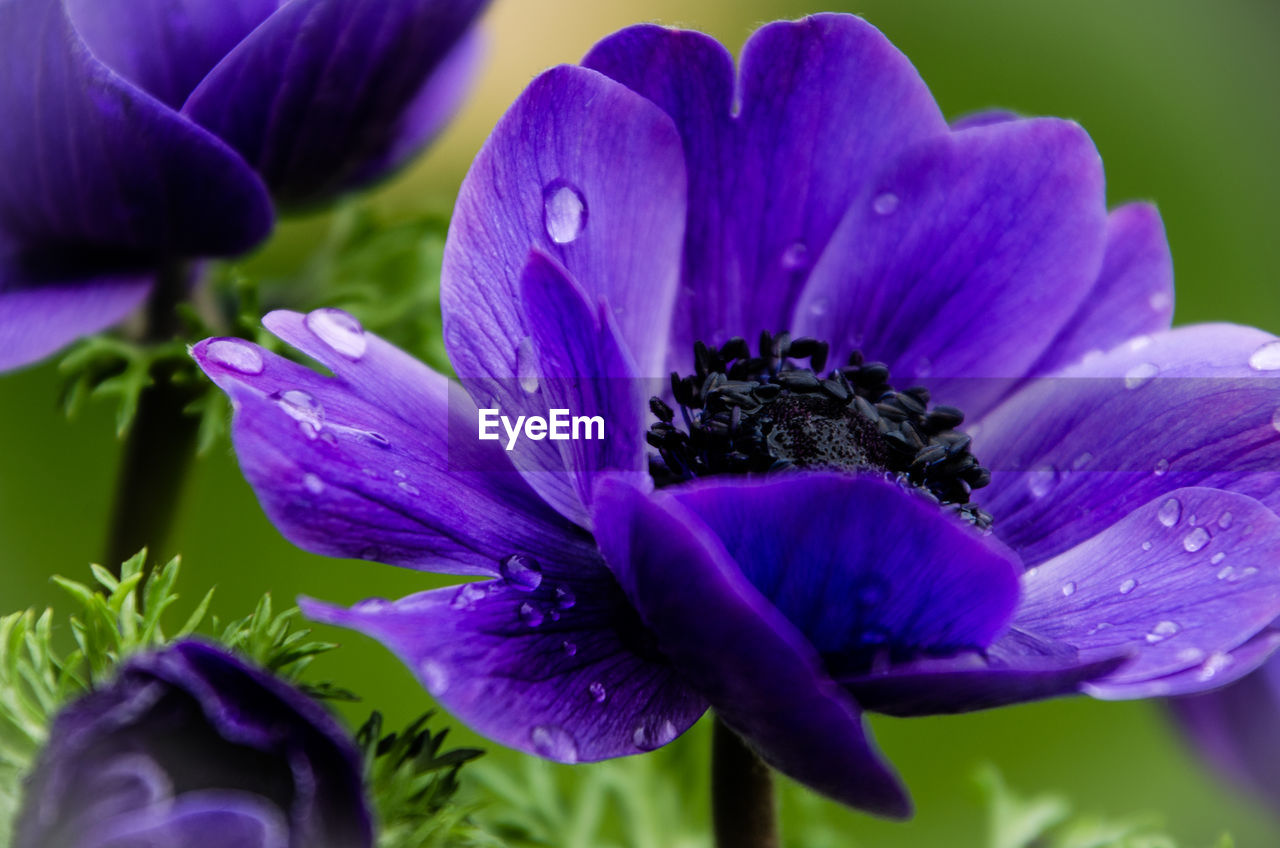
0, 0, 488, 372
192, 15, 1280, 817
13, 640, 371, 848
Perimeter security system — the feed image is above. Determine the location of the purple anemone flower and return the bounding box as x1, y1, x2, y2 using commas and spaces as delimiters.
192, 14, 1280, 817
0, 0, 489, 372
13, 639, 371, 848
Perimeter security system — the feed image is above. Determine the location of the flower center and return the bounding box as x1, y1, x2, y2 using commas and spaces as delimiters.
647, 332, 993, 528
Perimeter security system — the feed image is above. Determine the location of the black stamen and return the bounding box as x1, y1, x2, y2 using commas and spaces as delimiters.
648, 331, 993, 529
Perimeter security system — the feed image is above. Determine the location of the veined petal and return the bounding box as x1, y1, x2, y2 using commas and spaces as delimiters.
1013, 488, 1280, 694
184, 0, 490, 206
0, 0, 271, 256
300, 566, 706, 764
191, 314, 597, 576
441, 63, 686, 387
585, 15, 947, 372
794, 117, 1108, 420
592, 476, 911, 817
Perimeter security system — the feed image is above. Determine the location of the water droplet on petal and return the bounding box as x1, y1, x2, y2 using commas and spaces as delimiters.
543, 182, 587, 245
872, 192, 899, 215
1028, 465, 1058, 498
1157, 498, 1181, 527
397, 480, 421, 496
856, 576, 889, 607
1071, 452, 1093, 471
554, 585, 576, 609
1177, 647, 1206, 664
275, 389, 325, 439
1119, 578, 1137, 595
1141, 540, 1153, 551
780, 241, 810, 271
353, 597, 391, 613
205, 339, 264, 375
632, 717, 679, 751
1250, 341, 1280, 371
1183, 527, 1210, 552
589, 681, 607, 703
518, 602, 544, 628
303, 473, 325, 495
1198, 652, 1233, 681
1128, 335, 1153, 352
361, 430, 391, 448
1145, 620, 1180, 643
1218, 512, 1234, 529
500, 555, 543, 591
530, 725, 579, 762
516, 336, 540, 394
1124, 362, 1158, 389
420, 659, 449, 695
306, 308, 368, 360
1148, 290, 1172, 312
1153, 458, 1169, 476
1061, 581, 1077, 597
807, 297, 830, 318
561, 640, 577, 657
1210, 552, 1227, 565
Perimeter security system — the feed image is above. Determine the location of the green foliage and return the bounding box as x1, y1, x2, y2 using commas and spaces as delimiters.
976, 765, 1232, 848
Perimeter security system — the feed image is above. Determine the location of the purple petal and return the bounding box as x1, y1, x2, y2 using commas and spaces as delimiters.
1102, 627, 1280, 700
793, 117, 1108, 419
87, 793, 290, 848
299, 569, 707, 764
191, 313, 597, 576
441, 63, 686, 388
839, 651, 1126, 717
665, 474, 1022, 665
0, 0, 271, 256
507, 250, 649, 525
65, 0, 278, 109
1027, 203, 1175, 377
0, 273, 150, 372
1013, 487, 1280, 693
1168, 646, 1280, 806
183, 0, 490, 206
585, 15, 947, 372
591, 476, 911, 817
949, 109, 1020, 130
978, 324, 1280, 566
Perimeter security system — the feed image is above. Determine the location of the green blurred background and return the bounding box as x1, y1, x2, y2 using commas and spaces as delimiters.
3, 0, 1280, 844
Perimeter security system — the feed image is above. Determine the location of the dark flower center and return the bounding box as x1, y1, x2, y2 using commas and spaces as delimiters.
647, 331, 993, 529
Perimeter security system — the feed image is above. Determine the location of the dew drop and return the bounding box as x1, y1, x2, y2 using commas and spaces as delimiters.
1148, 290, 1172, 312
205, 339, 264, 375
1153, 458, 1169, 476
1124, 362, 1158, 389
1028, 465, 1058, 498
306, 308, 368, 360
872, 192, 900, 215
500, 554, 544, 591
516, 336, 540, 394
353, 597, 391, 613
1128, 335, 1153, 352
361, 430, 391, 448
1210, 552, 1227, 565
589, 681, 607, 703
518, 602, 544, 628
1061, 581, 1077, 597
1250, 341, 1280, 371
780, 241, 810, 272
275, 389, 325, 439
1119, 578, 1137, 595
303, 473, 325, 495
1182, 527, 1211, 552
397, 480, 421, 496
543, 182, 587, 245
632, 717, 679, 751
1141, 540, 1153, 552
1157, 497, 1181, 527
554, 585, 576, 610
530, 725, 579, 763
1218, 512, 1234, 529
562, 640, 577, 657
1198, 652, 1234, 682
1145, 620, 1180, 643
420, 659, 449, 695
1071, 452, 1093, 470
807, 297, 830, 318
1177, 647, 1206, 664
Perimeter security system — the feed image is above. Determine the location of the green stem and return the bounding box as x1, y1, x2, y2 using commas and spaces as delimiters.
103, 262, 200, 573
712, 717, 780, 848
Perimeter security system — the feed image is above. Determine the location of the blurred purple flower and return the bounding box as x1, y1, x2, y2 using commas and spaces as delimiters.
193, 14, 1280, 817
0, 0, 488, 371
13, 640, 371, 848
